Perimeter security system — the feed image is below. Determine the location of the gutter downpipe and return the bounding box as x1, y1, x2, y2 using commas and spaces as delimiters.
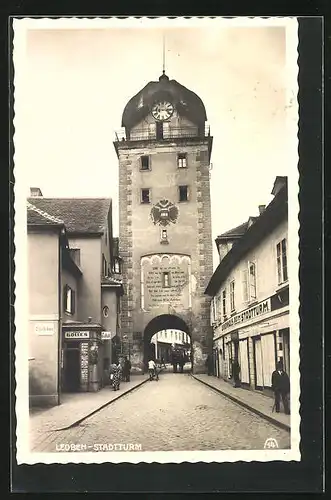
57, 229, 63, 405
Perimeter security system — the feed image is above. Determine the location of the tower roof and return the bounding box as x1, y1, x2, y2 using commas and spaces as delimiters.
121, 72, 207, 129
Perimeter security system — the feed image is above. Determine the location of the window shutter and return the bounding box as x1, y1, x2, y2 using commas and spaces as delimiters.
63, 285, 67, 312
242, 269, 248, 302
72, 290, 76, 315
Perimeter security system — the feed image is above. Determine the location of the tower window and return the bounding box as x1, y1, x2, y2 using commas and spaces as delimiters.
160, 228, 168, 244
177, 153, 187, 168
179, 185, 189, 202
141, 188, 151, 204
162, 272, 171, 287
140, 156, 150, 171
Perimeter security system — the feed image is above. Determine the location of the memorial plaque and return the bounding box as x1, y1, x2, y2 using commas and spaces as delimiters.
141, 254, 191, 310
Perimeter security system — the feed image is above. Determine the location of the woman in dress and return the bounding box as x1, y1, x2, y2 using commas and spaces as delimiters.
112, 363, 122, 391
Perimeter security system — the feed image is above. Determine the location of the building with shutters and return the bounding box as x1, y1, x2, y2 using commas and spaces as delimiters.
27, 188, 123, 407
205, 177, 290, 397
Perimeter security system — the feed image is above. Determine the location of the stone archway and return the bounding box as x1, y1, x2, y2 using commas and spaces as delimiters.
143, 314, 192, 369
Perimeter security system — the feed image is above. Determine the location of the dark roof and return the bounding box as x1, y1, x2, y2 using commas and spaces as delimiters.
216, 217, 259, 241
27, 201, 64, 228
205, 180, 288, 296
27, 197, 111, 234
122, 72, 207, 130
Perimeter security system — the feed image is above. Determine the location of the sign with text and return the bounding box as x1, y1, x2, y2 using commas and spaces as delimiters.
34, 323, 55, 336
141, 254, 191, 310
101, 331, 115, 340
65, 331, 89, 339
221, 299, 271, 332
80, 342, 89, 383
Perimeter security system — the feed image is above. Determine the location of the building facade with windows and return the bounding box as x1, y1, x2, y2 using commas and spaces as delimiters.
205, 177, 290, 396
27, 190, 123, 407
150, 329, 191, 362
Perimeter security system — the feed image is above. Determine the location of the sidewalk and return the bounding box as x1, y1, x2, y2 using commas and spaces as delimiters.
192, 374, 290, 432
29, 374, 149, 434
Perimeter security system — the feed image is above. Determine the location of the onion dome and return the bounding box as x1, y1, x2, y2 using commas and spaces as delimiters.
121, 72, 207, 130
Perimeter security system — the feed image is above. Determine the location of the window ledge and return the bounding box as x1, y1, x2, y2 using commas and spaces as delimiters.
275, 282, 289, 293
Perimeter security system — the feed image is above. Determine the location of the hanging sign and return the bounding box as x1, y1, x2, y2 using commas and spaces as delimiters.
101, 331, 115, 340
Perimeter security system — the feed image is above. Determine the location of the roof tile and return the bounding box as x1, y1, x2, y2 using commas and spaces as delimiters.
27, 197, 111, 234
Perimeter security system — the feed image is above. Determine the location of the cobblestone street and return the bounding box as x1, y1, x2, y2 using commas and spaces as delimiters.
34, 373, 290, 453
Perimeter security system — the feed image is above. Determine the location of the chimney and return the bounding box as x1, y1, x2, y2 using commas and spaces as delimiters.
271, 176, 287, 196
30, 187, 43, 197
258, 205, 266, 215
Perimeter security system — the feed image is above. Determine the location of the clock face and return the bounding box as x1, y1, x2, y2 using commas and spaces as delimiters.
151, 101, 174, 121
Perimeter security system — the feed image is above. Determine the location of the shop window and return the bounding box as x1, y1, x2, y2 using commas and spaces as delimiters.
102, 254, 108, 277
276, 238, 288, 284
162, 271, 171, 288
140, 155, 150, 171
177, 153, 187, 168
63, 285, 75, 315
179, 185, 189, 202
141, 188, 151, 204
230, 280, 235, 312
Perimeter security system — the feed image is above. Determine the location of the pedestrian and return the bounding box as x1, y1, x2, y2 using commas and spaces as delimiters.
271, 361, 290, 414
123, 356, 131, 382
161, 356, 166, 369
148, 358, 157, 380
205, 354, 213, 376
232, 359, 241, 387
112, 362, 122, 391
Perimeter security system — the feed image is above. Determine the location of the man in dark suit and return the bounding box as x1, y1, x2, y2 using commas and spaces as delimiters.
271, 361, 290, 414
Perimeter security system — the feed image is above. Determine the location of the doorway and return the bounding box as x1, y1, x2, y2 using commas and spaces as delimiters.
282, 328, 290, 376
63, 348, 80, 392
156, 122, 163, 140
254, 337, 264, 389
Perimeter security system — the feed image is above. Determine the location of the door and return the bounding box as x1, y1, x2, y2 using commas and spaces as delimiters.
239, 339, 250, 384
156, 122, 163, 140
63, 348, 80, 392
254, 338, 263, 389
261, 333, 276, 388
282, 328, 290, 376
227, 343, 232, 378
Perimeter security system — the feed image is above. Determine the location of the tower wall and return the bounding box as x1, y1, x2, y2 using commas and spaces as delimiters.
117, 138, 213, 373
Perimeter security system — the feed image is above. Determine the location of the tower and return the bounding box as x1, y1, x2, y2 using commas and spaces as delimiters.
114, 71, 213, 373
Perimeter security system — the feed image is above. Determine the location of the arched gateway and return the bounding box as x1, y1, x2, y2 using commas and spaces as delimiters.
114, 71, 214, 374
144, 314, 191, 368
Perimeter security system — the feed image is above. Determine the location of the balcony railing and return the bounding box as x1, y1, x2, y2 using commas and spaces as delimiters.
114, 125, 211, 143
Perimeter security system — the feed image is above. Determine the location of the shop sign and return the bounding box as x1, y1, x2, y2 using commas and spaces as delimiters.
101, 331, 115, 340
222, 298, 271, 332
35, 323, 55, 335
80, 342, 89, 382
65, 331, 89, 339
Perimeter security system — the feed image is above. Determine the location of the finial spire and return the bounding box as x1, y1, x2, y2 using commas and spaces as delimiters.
162, 34, 165, 74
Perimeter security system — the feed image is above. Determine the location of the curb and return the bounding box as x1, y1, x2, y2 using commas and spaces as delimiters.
191, 374, 290, 433
55, 377, 150, 431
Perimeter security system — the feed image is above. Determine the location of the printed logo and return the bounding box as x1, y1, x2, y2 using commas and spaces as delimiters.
264, 437, 279, 449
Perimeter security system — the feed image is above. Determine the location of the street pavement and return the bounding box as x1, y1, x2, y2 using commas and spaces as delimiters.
32, 373, 290, 453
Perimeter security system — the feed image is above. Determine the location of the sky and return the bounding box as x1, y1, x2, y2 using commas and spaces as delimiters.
14, 18, 298, 269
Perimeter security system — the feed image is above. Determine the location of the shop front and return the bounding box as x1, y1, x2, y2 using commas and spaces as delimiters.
61, 324, 103, 393
218, 296, 290, 395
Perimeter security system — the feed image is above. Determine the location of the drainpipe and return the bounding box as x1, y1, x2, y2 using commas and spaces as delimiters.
57, 229, 63, 405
